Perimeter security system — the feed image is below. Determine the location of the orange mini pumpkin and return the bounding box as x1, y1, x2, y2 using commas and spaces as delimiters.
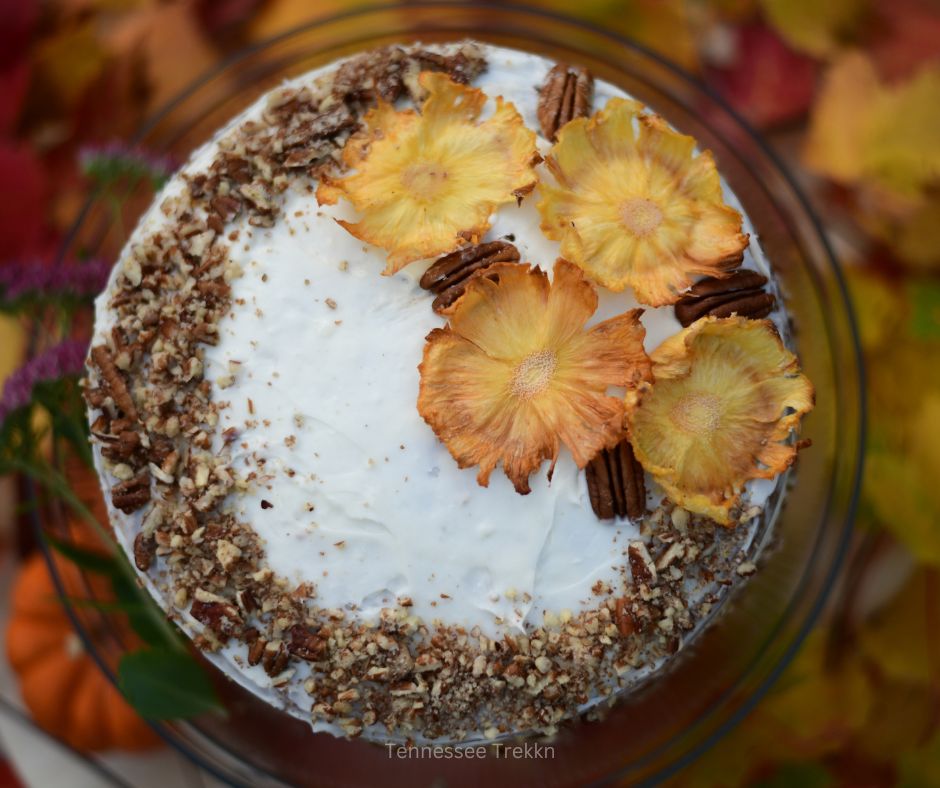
6, 551, 161, 752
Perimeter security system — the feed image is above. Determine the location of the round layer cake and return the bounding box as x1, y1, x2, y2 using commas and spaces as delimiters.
85, 41, 814, 743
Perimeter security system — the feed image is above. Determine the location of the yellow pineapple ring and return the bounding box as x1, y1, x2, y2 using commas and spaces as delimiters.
317, 72, 540, 274
626, 316, 815, 525
537, 98, 750, 306
418, 259, 651, 494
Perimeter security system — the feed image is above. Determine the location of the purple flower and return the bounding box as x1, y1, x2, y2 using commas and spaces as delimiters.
79, 142, 176, 188
0, 340, 88, 426
0, 258, 112, 303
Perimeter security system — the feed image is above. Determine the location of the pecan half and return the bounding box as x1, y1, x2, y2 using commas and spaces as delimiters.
674, 270, 776, 327
585, 438, 646, 520
287, 624, 327, 662
419, 241, 520, 313
537, 63, 594, 142
90, 345, 137, 420
111, 471, 151, 514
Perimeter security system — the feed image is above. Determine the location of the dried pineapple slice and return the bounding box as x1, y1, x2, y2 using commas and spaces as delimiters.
418, 259, 651, 494
538, 98, 749, 306
626, 317, 815, 524
317, 72, 539, 274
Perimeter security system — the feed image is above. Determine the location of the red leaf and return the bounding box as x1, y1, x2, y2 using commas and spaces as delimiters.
0, 0, 38, 70
704, 23, 819, 130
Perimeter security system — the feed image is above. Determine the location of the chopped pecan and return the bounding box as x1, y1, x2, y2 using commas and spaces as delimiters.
419, 241, 520, 313
287, 624, 327, 662
190, 599, 243, 641
262, 641, 290, 676
133, 531, 155, 571
247, 637, 266, 666
537, 63, 594, 142
111, 471, 151, 514
628, 541, 657, 585
90, 345, 137, 420
210, 194, 242, 222
614, 597, 635, 637
674, 270, 776, 327
196, 280, 231, 300
585, 438, 646, 520
101, 430, 141, 462
334, 47, 407, 104
411, 47, 487, 86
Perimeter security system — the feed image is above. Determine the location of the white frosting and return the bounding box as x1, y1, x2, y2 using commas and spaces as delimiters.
93, 43, 784, 737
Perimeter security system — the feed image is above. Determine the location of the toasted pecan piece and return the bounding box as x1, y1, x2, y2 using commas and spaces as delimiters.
674, 270, 775, 327
419, 240, 520, 313
90, 345, 137, 420
537, 63, 594, 141
111, 471, 151, 514
585, 438, 646, 520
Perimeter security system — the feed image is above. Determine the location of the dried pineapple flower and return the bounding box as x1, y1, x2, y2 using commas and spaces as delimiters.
626, 317, 814, 525
317, 72, 539, 274
537, 98, 749, 306
418, 259, 651, 494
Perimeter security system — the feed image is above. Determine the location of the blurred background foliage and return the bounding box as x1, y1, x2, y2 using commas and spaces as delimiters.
0, 0, 938, 785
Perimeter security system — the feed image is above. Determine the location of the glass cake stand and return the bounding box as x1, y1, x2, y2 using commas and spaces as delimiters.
44, 4, 864, 786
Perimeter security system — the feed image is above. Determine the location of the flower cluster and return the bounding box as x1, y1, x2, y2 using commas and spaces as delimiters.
0, 340, 88, 427
0, 259, 111, 306
79, 142, 176, 191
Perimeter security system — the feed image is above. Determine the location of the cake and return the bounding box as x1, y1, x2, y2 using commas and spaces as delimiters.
84, 41, 815, 743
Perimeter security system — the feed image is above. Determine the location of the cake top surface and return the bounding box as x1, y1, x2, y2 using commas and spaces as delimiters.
85, 41, 812, 743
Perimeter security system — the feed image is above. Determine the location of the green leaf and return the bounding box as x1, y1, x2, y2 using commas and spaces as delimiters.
118, 648, 223, 720
43, 532, 118, 575
109, 571, 177, 648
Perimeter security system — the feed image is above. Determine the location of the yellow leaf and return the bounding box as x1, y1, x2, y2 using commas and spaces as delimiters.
108, 1, 219, 112
897, 197, 940, 270
866, 450, 940, 565
858, 568, 940, 686
249, 0, 372, 42
805, 54, 940, 197
803, 52, 883, 183
759, 0, 867, 57
33, 21, 108, 106
760, 0, 868, 57
759, 629, 872, 755
844, 266, 905, 352
864, 62, 940, 199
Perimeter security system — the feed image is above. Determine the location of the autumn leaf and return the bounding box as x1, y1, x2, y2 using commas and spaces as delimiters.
759, 0, 867, 57
897, 200, 940, 272
805, 53, 940, 268
107, 1, 220, 112
844, 266, 905, 352
858, 568, 940, 686
803, 52, 881, 183
33, 20, 108, 107
704, 23, 818, 129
